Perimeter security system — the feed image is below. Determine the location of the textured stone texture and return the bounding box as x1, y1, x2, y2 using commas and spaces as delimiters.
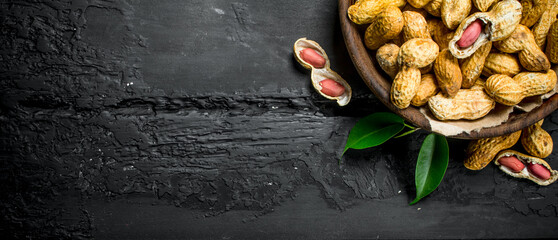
1, 0, 558, 239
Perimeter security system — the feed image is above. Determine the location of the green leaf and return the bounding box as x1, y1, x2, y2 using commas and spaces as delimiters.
342, 112, 405, 155
410, 133, 449, 205
394, 128, 420, 139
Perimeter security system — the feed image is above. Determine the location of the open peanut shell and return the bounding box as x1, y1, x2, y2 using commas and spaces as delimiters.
494, 150, 558, 186
294, 38, 352, 106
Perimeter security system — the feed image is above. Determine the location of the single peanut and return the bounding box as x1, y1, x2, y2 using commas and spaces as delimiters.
449, 0, 522, 59
391, 66, 422, 109
494, 24, 551, 72
441, 0, 472, 30
364, 6, 405, 50
300, 48, 325, 68
428, 81, 495, 120
521, 120, 553, 158
376, 43, 400, 79
546, 21, 558, 63
319, 79, 345, 97
498, 156, 525, 173
481, 53, 522, 77
401, 11, 431, 43
348, 0, 406, 24
484, 70, 557, 106
457, 19, 483, 48
402, 4, 430, 19
464, 131, 522, 170
521, 0, 549, 27
461, 41, 491, 88
411, 74, 439, 106
434, 49, 462, 97
528, 163, 552, 180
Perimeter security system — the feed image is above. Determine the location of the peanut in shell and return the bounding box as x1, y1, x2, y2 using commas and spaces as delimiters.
464, 131, 522, 170
428, 80, 495, 120
520, 0, 549, 27
494, 25, 551, 72
460, 42, 492, 88
495, 150, 558, 186
441, 0, 472, 30
521, 120, 554, 158
401, 11, 431, 43
434, 49, 462, 97
481, 53, 522, 77
348, 0, 406, 24
364, 6, 405, 50
411, 74, 439, 107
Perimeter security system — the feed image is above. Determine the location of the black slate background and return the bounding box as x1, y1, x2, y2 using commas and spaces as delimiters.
1, 0, 558, 239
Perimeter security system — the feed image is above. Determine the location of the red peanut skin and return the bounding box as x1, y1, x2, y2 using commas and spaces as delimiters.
457, 19, 483, 48
300, 48, 326, 68
319, 79, 345, 97
528, 163, 551, 180
498, 156, 525, 173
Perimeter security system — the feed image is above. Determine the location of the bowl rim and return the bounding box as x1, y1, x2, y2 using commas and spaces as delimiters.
338, 0, 558, 139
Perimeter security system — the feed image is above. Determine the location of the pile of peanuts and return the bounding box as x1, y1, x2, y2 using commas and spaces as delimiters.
348, 0, 558, 184
348, 0, 558, 120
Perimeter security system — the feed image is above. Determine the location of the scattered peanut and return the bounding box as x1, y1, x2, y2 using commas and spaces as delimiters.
495, 150, 558, 185
521, 120, 553, 158
464, 131, 521, 170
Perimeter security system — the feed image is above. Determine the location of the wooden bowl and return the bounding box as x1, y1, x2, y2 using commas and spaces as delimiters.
338, 0, 558, 139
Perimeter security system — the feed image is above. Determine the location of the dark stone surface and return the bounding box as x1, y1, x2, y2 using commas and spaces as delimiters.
1, 0, 558, 239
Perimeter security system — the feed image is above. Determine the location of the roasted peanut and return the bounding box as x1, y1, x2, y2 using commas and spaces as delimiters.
348, 0, 406, 24
364, 6, 405, 50
428, 80, 495, 120
521, 120, 553, 158
319, 79, 345, 97
461, 41, 491, 88
494, 25, 551, 72
398, 38, 440, 68
294, 38, 352, 106
411, 74, 439, 106
427, 19, 453, 49
401, 11, 431, 43
434, 49, 462, 97
521, 0, 549, 27
481, 53, 522, 77
402, 4, 430, 19
449, 0, 522, 58
376, 43, 400, 79
495, 150, 558, 185
498, 156, 525, 173
299, 48, 325, 68
391, 66, 422, 109
484, 70, 557, 106
546, 21, 558, 63
464, 131, 521, 170
528, 162, 552, 180
441, 0, 472, 30
472, 0, 499, 12
532, 0, 558, 49
424, 0, 442, 17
